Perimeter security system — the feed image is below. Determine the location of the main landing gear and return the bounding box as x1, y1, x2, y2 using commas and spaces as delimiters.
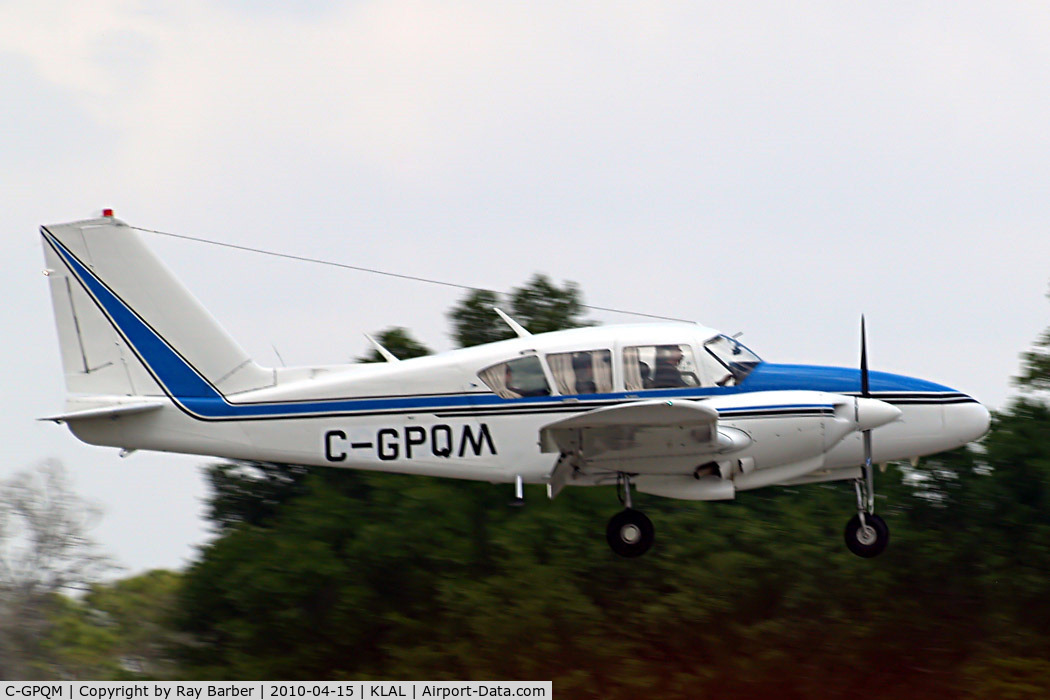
607, 474, 654, 558
844, 472, 889, 558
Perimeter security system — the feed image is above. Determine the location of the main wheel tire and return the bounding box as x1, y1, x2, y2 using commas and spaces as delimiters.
844, 513, 889, 558
606, 508, 655, 558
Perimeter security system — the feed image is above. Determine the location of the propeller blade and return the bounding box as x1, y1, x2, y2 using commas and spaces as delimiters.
860, 315, 875, 513
860, 315, 870, 398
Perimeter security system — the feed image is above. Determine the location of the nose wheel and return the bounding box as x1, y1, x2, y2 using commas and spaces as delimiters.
845, 512, 889, 558
845, 475, 889, 557
607, 474, 655, 557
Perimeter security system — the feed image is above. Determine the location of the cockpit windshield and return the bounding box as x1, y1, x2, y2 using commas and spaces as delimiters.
703, 335, 762, 386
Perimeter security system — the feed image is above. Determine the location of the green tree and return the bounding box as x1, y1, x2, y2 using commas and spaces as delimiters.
449, 275, 588, 348
508, 274, 587, 335
942, 300, 1050, 698
173, 460, 1005, 696
449, 289, 508, 348
204, 461, 312, 532
82, 570, 184, 679
0, 462, 115, 679
39, 594, 120, 679
1014, 286, 1050, 392
41, 570, 183, 680
174, 470, 506, 679
357, 327, 431, 363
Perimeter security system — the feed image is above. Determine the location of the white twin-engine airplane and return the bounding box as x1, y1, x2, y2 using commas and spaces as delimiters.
40, 214, 990, 558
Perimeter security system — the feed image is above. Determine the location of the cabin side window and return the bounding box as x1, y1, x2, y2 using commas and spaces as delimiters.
623, 344, 701, 390
478, 356, 552, 399
546, 349, 613, 395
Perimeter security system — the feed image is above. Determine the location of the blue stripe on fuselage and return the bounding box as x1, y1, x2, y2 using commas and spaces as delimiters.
738, 363, 957, 395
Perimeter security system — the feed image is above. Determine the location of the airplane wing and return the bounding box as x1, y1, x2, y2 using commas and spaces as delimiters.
541, 399, 749, 496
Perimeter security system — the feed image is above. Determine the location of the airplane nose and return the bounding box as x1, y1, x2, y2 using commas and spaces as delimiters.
947, 400, 991, 444
855, 397, 902, 431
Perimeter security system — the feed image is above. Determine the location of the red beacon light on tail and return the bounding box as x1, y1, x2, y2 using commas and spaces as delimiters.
102, 208, 114, 217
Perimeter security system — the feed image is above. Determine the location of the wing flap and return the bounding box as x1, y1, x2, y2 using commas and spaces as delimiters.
547, 453, 576, 499
540, 399, 718, 452
541, 399, 733, 480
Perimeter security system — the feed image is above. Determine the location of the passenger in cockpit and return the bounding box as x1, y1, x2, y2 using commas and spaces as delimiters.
651, 345, 686, 388
638, 361, 651, 387
573, 353, 597, 394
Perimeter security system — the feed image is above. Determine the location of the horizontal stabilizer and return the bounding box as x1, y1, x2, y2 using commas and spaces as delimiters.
39, 400, 166, 424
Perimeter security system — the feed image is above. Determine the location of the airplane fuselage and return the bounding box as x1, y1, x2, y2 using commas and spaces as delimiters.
61, 324, 989, 496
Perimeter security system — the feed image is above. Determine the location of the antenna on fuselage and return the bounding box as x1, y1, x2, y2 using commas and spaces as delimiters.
493, 308, 531, 338
271, 344, 287, 367
364, 334, 400, 363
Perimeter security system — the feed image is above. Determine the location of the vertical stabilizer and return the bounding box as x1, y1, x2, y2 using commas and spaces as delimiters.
41, 216, 274, 399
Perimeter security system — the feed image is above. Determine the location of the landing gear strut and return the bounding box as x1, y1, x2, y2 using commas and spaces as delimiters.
606, 474, 654, 558
844, 472, 889, 558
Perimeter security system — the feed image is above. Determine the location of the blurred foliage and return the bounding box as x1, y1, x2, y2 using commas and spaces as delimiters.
16, 570, 182, 680
356, 327, 431, 363
1014, 286, 1050, 392
204, 461, 312, 532
0, 462, 116, 680
447, 288, 507, 348
449, 275, 588, 348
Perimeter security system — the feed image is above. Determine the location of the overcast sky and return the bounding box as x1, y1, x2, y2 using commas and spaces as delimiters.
3, 1, 1049, 574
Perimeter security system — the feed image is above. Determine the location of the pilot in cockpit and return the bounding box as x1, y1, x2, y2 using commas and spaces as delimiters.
651, 345, 687, 388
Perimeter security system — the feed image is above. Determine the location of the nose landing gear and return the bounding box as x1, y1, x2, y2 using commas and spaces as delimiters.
843, 316, 891, 559
845, 512, 889, 557
845, 473, 889, 558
